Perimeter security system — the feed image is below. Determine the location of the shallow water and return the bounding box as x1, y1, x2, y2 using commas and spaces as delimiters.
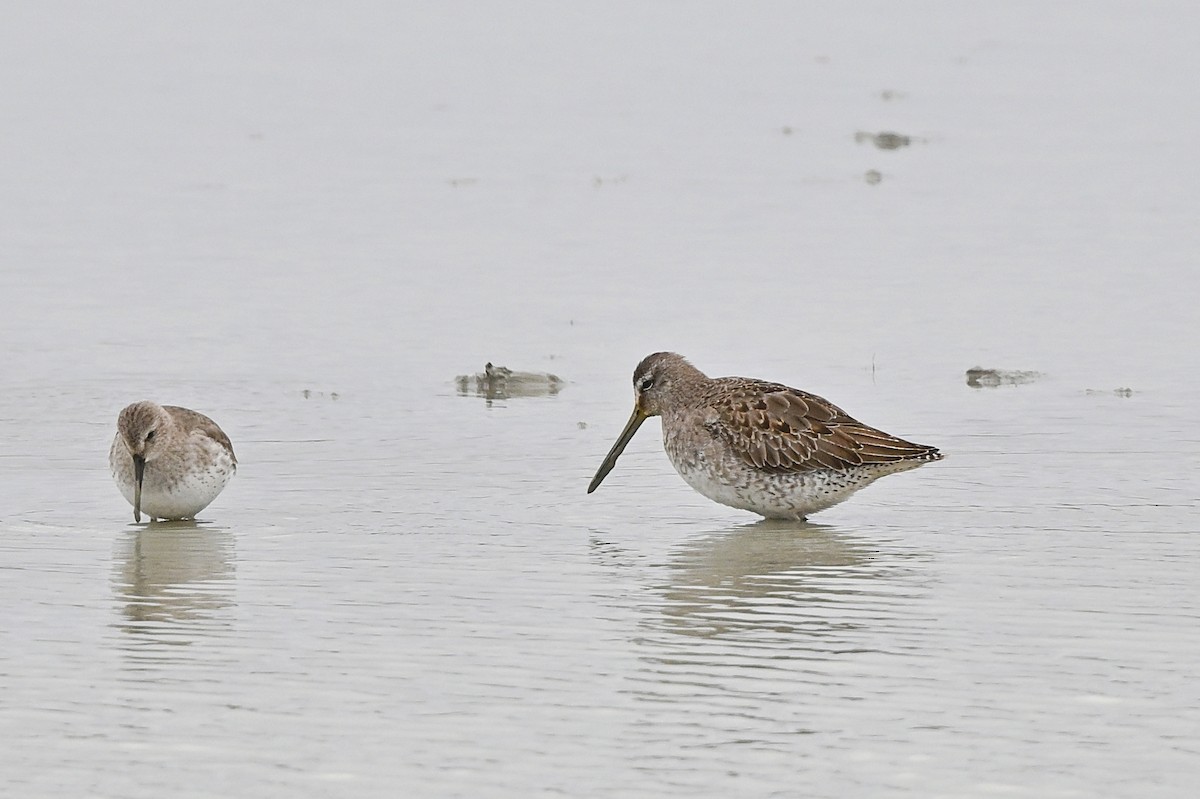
2, 2, 1199, 797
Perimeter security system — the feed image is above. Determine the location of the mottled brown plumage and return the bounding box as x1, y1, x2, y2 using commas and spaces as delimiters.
588, 352, 941, 520
701, 378, 938, 473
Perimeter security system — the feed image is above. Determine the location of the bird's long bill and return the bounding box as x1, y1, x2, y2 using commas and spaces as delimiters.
133, 455, 145, 523
587, 407, 648, 493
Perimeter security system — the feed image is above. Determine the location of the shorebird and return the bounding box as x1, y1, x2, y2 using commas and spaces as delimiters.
587, 353, 941, 520
109, 401, 237, 522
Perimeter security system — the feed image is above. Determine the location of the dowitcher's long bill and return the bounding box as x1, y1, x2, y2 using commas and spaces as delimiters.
109, 401, 237, 522
588, 352, 942, 520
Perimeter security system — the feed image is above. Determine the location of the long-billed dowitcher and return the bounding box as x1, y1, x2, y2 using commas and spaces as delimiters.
588, 353, 942, 520
109, 401, 237, 522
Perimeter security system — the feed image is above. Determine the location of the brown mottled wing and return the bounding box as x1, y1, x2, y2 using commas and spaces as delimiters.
165, 405, 238, 465
704, 380, 939, 473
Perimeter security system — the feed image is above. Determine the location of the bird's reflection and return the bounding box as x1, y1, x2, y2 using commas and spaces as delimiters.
609, 519, 931, 750
112, 522, 235, 664
645, 520, 925, 648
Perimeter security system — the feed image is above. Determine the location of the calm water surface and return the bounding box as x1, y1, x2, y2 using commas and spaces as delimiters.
2, 2, 1198, 797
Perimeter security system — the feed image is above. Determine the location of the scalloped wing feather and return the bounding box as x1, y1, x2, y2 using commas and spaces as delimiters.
705, 380, 939, 473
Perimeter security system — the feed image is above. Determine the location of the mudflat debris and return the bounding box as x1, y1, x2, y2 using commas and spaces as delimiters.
855, 130, 914, 150
1085, 387, 1134, 398
965, 367, 1044, 388
456, 362, 565, 400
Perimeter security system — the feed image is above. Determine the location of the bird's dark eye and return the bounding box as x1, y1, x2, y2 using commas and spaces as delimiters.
638, 377, 655, 391
146, 430, 157, 442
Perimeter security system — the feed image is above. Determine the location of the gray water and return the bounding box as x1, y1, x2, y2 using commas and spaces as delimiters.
2, 2, 1199, 797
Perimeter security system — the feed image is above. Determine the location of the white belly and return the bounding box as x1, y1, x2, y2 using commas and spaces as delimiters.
110, 437, 235, 521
